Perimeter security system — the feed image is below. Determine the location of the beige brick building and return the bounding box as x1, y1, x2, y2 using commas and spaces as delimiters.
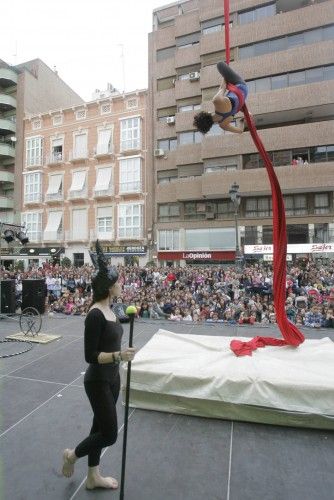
149, 0, 334, 265
21, 89, 151, 267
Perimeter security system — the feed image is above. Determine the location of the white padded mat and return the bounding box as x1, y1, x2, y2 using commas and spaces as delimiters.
122, 330, 334, 422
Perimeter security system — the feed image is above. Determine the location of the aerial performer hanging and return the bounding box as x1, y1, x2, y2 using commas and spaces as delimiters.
193, 61, 248, 135
198, 0, 305, 356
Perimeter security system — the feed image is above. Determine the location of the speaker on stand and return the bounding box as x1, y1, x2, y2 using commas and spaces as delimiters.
0, 279, 16, 314
22, 279, 46, 314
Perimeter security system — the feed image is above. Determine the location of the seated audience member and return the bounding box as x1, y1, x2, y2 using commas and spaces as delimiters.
304, 305, 324, 328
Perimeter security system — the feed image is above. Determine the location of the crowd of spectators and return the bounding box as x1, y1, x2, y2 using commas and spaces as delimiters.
1, 259, 334, 328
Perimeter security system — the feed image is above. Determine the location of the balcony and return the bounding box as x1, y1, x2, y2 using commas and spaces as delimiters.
0, 196, 14, 209
0, 67, 18, 87
175, 44, 200, 69
94, 144, 114, 159
65, 230, 88, 242
119, 182, 142, 195
0, 171, 14, 184
93, 186, 114, 199
90, 229, 114, 241
45, 192, 64, 203
155, 88, 176, 110
0, 142, 15, 159
25, 155, 43, 169
69, 150, 89, 162
175, 79, 201, 101
0, 94, 16, 111
24, 194, 43, 205
44, 230, 64, 242
68, 187, 88, 201
0, 118, 16, 136
46, 152, 64, 166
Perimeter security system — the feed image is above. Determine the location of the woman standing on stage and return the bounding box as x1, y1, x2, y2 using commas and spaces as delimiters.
62, 241, 135, 490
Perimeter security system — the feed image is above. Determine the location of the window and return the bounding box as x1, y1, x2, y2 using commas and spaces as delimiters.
24, 172, 42, 203
52, 115, 63, 126
157, 169, 178, 184
158, 230, 179, 250
157, 76, 176, 91
284, 195, 308, 216
120, 117, 141, 151
246, 197, 272, 217
69, 170, 87, 196
96, 128, 113, 155
178, 103, 201, 112
185, 228, 235, 250
288, 71, 306, 87
156, 46, 175, 61
26, 137, 43, 167
118, 203, 143, 239
216, 200, 235, 217
75, 109, 86, 120
311, 144, 334, 162
50, 137, 63, 162
32, 119, 41, 130
157, 138, 177, 151
158, 203, 180, 221
314, 193, 329, 214
100, 103, 111, 115
271, 74, 288, 90
126, 98, 138, 109
238, 3, 276, 25
44, 211, 63, 240
206, 165, 237, 173
314, 223, 329, 243
97, 206, 113, 238
72, 208, 87, 239
179, 131, 202, 145
73, 133, 87, 159
46, 174, 63, 200
157, 106, 177, 122
73, 253, 84, 267
119, 157, 141, 193
176, 32, 200, 48
239, 26, 334, 60
21, 212, 42, 242
244, 226, 258, 245
94, 167, 112, 194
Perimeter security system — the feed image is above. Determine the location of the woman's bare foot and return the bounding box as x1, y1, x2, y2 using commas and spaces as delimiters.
86, 466, 118, 490
62, 449, 76, 478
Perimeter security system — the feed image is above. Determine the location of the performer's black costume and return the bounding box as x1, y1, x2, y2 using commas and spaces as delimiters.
74, 241, 122, 467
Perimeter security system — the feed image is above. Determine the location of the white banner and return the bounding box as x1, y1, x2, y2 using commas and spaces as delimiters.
244, 243, 334, 255
263, 254, 292, 261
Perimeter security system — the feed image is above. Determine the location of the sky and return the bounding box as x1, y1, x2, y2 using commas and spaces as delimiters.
1, 0, 171, 100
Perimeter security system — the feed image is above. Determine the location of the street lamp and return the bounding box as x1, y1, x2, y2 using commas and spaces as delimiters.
229, 182, 242, 266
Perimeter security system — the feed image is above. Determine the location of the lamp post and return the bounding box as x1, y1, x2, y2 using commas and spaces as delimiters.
229, 182, 242, 266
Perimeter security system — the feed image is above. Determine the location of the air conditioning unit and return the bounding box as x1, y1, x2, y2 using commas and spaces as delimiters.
189, 71, 200, 82
166, 116, 175, 125
154, 149, 165, 157
206, 212, 215, 220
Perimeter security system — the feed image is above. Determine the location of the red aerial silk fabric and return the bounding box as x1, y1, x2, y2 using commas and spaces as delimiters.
223, 0, 305, 356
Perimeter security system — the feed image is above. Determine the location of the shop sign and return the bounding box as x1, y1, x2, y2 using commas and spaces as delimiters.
91, 245, 147, 255
263, 254, 292, 262
158, 251, 235, 261
19, 247, 65, 256
245, 243, 334, 254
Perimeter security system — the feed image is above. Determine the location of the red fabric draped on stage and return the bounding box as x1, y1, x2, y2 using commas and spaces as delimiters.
223, 0, 305, 356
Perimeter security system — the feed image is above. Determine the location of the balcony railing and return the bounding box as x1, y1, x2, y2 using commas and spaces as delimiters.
68, 188, 88, 200
69, 149, 89, 162
90, 229, 114, 241
119, 182, 142, 194
45, 192, 64, 203
26, 155, 43, 168
24, 193, 43, 204
46, 152, 64, 165
94, 144, 114, 157
93, 186, 114, 198
43, 230, 64, 241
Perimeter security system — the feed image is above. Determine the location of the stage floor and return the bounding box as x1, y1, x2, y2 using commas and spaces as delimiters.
0, 315, 333, 500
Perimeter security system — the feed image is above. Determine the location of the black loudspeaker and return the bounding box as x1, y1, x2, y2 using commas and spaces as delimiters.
22, 279, 46, 314
0, 280, 16, 314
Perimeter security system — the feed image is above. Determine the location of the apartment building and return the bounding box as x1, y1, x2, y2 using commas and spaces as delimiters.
149, 0, 334, 265
21, 89, 151, 267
